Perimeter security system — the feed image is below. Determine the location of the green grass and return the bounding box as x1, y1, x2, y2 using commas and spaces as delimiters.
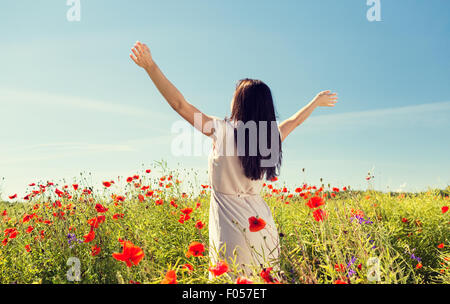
0, 166, 448, 284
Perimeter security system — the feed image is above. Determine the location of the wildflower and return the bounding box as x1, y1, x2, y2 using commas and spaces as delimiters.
114, 195, 125, 202
112, 213, 124, 220
161, 270, 177, 284
313, 209, 327, 222
442, 206, 449, 214
236, 277, 253, 284
195, 220, 205, 229
91, 245, 101, 256
306, 196, 325, 209
248, 216, 266, 232
23, 213, 35, 223
95, 204, 108, 213
209, 260, 229, 277
335, 264, 345, 272
185, 242, 205, 258
102, 181, 112, 188
438, 243, 445, 249
68, 233, 83, 248
112, 240, 145, 267
145, 169, 151, 173
25, 244, 31, 252
83, 228, 95, 243
260, 267, 279, 284
334, 279, 348, 284
183, 263, 194, 273
181, 207, 193, 215
126, 177, 133, 183
8, 194, 17, 199
26, 226, 34, 233
416, 263, 423, 269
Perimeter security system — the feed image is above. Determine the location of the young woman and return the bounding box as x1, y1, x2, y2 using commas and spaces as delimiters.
130, 41, 338, 279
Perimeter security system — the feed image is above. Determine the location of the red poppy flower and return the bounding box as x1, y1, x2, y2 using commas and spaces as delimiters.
161, 270, 177, 284
313, 209, 327, 222
145, 169, 151, 173
181, 207, 193, 215
307, 196, 325, 209
334, 279, 348, 284
442, 206, 449, 214
83, 227, 95, 243
72, 184, 79, 190
335, 264, 345, 272
2, 238, 8, 246
416, 263, 423, 269
138, 194, 145, 202
183, 263, 194, 273
126, 177, 133, 183
95, 204, 108, 213
115, 195, 125, 202
195, 220, 205, 229
438, 243, 445, 249
112, 213, 124, 220
91, 245, 101, 256
112, 240, 145, 267
260, 267, 279, 284
248, 216, 266, 232
209, 260, 229, 277
236, 277, 253, 284
332, 187, 340, 192
8, 194, 17, 200
26, 226, 34, 233
102, 181, 112, 188
185, 241, 205, 258
401, 218, 408, 223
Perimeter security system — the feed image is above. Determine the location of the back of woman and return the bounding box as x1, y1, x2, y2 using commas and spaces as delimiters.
130, 41, 338, 281
208, 116, 280, 278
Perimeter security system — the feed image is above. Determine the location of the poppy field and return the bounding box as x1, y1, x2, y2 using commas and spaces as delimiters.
0, 164, 449, 284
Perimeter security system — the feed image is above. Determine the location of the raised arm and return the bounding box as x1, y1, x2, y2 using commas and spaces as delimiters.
130, 41, 214, 136
279, 90, 338, 141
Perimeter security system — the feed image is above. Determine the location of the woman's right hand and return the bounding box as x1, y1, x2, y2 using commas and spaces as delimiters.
130, 41, 154, 70
312, 90, 338, 107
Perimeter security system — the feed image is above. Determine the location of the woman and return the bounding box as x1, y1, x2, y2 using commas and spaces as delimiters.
130, 41, 338, 279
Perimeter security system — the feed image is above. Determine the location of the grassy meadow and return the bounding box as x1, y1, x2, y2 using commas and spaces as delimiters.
0, 164, 449, 284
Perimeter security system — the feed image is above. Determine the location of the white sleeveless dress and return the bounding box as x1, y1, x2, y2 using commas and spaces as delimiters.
208, 118, 280, 278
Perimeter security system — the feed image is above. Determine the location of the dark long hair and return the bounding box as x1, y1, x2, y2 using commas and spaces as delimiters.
229, 78, 282, 181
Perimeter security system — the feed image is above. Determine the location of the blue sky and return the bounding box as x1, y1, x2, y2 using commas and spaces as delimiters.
0, 0, 449, 198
